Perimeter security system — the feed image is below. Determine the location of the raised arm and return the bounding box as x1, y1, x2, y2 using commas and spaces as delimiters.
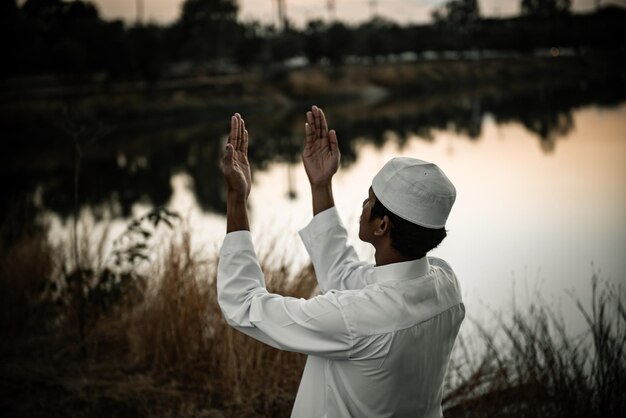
303, 105, 340, 216
300, 106, 375, 291
218, 114, 355, 359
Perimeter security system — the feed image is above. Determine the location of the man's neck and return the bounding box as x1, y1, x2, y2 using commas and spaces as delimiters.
374, 245, 416, 267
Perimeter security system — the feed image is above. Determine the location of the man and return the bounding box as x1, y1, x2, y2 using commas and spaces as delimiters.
218, 107, 464, 418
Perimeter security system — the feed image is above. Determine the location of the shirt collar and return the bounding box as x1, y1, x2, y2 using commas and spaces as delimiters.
372, 256, 430, 284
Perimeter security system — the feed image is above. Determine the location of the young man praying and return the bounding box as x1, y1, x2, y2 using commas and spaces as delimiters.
218, 107, 464, 418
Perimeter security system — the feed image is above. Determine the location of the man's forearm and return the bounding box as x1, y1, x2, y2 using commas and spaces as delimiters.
226, 193, 250, 233
311, 182, 335, 216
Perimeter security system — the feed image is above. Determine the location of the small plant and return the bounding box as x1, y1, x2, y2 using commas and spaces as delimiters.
89, 206, 181, 313
54, 207, 181, 356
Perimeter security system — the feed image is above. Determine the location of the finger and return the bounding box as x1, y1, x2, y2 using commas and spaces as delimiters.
234, 113, 242, 150
242, 128, 249, 155
306, 111, 315, 135
319, 107, 329, 138
305, 123, 314, 143
240, 118, 246, 151
329, 129, 339, 153
312, 106, 322, 139
229, 115, 237, 147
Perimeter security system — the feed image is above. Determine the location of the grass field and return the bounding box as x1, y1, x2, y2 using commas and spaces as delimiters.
1, 210, 624, 417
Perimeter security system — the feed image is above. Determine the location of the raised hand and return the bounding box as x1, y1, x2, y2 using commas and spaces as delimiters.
303, 105, 340, 186
222, 113, 251, 199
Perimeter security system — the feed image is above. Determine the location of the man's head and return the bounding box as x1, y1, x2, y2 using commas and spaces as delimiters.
359, 158, 456, 260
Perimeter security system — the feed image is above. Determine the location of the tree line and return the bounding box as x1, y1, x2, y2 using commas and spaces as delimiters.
1, 0, 624, 81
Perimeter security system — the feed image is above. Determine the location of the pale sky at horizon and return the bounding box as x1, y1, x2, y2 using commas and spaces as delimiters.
88, 0, 626, 27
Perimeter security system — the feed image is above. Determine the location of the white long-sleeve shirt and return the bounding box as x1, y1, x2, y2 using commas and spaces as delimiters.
217, 207, 464, 418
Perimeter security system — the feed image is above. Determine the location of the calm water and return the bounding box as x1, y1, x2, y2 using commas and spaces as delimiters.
162, 103, 625, 330
47, 102, 626, 332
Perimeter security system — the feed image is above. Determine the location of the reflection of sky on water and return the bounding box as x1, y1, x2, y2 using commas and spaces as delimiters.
160, 103, 626, 333
46, 103, 625, 333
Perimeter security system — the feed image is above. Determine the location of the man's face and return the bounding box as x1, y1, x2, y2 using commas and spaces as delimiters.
358, 187, 377, 242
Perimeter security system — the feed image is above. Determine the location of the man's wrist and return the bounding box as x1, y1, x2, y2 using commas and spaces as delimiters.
310, 181, 335, 216
310, 180, 333, 191
226, 191, 250, 233
227, 190, 248, 204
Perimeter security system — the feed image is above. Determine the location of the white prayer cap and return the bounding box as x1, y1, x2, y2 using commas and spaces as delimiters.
372, 157, 456, 228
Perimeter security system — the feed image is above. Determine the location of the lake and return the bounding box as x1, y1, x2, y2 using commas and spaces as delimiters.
38, 98, 625, 334
152, 102, 625, 333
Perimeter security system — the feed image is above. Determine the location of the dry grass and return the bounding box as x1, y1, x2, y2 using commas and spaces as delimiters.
443, 274, 625, 418
0, 215, 61, 342
1, 215, 624, 417
1, 217, 315, 417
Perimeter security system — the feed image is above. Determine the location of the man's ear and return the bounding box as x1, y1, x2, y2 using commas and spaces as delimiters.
374, 215, 392, 236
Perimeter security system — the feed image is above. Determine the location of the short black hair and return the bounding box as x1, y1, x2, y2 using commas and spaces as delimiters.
370, 197, 447, 260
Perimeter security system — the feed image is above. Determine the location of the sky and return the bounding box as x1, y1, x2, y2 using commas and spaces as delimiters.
89, 0, 626, 27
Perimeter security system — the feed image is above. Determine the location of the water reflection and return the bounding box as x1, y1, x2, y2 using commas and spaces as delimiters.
240, 104, 626, 333
25, 102, 626, 335
2, 79, 625, 220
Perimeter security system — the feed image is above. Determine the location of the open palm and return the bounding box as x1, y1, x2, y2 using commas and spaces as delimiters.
303, 106, 340, 186
222, 113, 251, 198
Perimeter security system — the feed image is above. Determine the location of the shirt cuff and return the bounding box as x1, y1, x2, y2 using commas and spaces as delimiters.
298, 206, 342, 243
221, 230, 254, 255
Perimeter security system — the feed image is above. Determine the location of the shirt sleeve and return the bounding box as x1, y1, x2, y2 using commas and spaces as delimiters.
298, 207, 375, 293
217, 230, 354, 360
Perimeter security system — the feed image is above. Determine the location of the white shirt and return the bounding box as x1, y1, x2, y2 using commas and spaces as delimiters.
217, 207, 464, 418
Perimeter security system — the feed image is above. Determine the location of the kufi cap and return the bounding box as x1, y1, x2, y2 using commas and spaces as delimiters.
372, 157, 456, 228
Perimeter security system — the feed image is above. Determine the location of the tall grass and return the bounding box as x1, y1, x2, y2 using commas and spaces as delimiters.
1, 215, 624, 417
443, 274, 625, 418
